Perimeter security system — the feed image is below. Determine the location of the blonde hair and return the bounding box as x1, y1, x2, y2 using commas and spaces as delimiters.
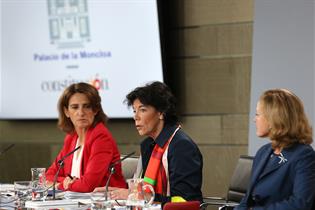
259, 89, 312, 149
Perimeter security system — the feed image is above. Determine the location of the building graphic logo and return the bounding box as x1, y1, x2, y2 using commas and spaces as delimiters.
47, 0, 90, 48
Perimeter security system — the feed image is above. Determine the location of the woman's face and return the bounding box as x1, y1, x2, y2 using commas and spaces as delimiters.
132, 99, 164, 139
64, 93, 97, 131
254, 101, 270, 138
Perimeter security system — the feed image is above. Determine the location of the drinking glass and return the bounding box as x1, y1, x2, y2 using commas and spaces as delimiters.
31, 167, 47, 200
14, 181, 32, 207
126, 178, 155, 210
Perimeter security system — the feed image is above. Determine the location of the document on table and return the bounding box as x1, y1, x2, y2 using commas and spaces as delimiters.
63, 191, 92, 199
24, 199, 79, 207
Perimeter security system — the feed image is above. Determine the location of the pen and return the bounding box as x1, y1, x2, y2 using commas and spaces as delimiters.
67, 174, 74, 180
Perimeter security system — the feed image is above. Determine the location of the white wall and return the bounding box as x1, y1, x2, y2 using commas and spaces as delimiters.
249, 0, 314, 155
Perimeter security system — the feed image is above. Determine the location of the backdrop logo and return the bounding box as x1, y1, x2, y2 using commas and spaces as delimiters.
41, 75, 109, 92
47, 0, 90, 48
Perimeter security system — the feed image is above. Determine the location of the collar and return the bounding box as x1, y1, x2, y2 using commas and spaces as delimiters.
154, 124, 180, 148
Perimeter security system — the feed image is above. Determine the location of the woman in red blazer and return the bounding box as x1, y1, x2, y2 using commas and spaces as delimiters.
46, 82, 126, 192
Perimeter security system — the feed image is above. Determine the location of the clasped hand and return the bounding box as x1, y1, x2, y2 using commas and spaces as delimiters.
93, 186, 128, 200
63, 176, 77, 190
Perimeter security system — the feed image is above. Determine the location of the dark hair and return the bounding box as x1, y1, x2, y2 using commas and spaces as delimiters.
125, 81, 178, 125
58, 82, 108, 133
259, 89, 312, 148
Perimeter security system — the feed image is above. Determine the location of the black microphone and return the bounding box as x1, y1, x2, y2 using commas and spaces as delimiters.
110, 151, 136, 169
57, 146, 81, 164
105, 151, 135, 201
0, 144, 15, 156
52, 146, 81, 200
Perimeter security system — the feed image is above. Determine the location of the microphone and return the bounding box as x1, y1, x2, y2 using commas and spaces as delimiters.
110, 151, 136, 169
105, 151, 135, 201
57, 146, 81, 164
0, 144, 15, 156
52, 146, 81, 200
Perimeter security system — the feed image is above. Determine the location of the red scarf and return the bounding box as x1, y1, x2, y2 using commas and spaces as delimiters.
143, 126, 180, 195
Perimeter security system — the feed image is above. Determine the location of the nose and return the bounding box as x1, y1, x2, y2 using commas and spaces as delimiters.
133, 111, 139, 121
77, 106, 85, 116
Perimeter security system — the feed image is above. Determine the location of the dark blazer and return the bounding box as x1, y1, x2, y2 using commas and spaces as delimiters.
235, 143, 315, 210
140, 124, 203, 204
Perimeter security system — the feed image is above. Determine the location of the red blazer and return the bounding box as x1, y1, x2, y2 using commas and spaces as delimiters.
46, 122, 127, 192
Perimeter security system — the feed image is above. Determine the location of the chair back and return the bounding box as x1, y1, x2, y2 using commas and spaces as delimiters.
226, 155, 254, 202
163, 201, 200, 210
121, 155, 139, 180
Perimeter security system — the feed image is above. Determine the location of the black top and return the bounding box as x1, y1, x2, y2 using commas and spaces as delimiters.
140, 124, 203, 204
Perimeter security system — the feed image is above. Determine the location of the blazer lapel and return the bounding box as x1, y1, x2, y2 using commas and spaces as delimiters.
251, 147, 273, 184
258, 149, 290, 180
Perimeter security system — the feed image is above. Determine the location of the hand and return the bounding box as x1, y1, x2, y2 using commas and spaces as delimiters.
92, 187, 128, 200
109, 188, 128, 200
108, 186, 124, 191
46, 181, 54, 188
46, 180, 60, 189
93, 187, 105, 192
63, 176, 77, 190
93, 186, 123, 192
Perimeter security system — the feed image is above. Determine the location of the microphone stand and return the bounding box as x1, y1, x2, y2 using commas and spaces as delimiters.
104, 151, 135, 201
0, 144, 15, 156
52, 161, 64, 200
104, 166, 115, 201
51, 146, 81, 200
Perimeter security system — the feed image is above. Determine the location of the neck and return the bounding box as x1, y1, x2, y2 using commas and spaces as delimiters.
76, 128, 88, 145
274, 147, 282, 155
149, 121, 165, 140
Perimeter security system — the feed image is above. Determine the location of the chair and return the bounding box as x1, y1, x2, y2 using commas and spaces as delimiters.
121, 154, 139, 179
164, 201, 200, 210
201, 155, 254, 209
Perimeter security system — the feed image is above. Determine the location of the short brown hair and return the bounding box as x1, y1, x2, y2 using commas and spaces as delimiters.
58, 82, 108, 133
259, 89, 312, 148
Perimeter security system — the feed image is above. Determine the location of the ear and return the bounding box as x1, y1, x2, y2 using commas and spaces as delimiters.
159, 112, 164, 120
64, 107, 70, 118
94, 110, 98, 116
93, 108, 99, 116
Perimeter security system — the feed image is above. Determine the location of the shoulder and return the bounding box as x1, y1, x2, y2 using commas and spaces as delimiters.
87, 123, 115, 144
171, 129, 193, 144
64, 133, 76, 145
256, 143, 272, 155
290, 143, 315, 159
167, 130, 202, 165
288, 144, 315, 172
169, 129, 200, 152
91, 122, 110, 134
294, 143, 314, 152
252, 143, 272, 165
91, 123, 112, 137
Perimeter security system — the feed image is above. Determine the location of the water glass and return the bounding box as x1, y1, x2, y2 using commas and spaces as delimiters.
14, 181, 32, 206
126, 178, 155, 209
90, 191, 112, 210
31, 167, 47, 200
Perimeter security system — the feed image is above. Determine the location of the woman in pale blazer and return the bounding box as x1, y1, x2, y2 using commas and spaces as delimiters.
235, 89, 315, 210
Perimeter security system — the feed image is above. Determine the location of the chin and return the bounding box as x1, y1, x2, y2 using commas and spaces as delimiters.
256, 132, 269, 138
137, 131, 145, 136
